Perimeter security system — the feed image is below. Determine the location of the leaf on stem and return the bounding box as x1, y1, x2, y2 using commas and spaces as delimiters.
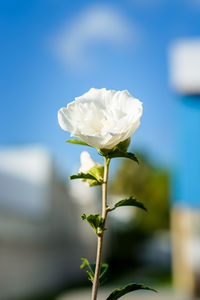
99, 263, 109, 281
81, 213, 105, 236
69, 172, 99, 183
80, 257, 95, 282
106, 150, 139, 164
69, 173, 101, 186
66, 139, 91, 147
69, 173, 98, 181
106, 283, 157, 300
109, 197, 147, 212
90, 262, 109, 282
69, 168, 104, 186
80, 257, 109, 283
80, 257, 90, 269
88, 165, 104, 183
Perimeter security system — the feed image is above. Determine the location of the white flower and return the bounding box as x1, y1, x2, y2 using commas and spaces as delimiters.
79, 151, 100, 173
78, 151, 104, 186
58, 88, 143, 149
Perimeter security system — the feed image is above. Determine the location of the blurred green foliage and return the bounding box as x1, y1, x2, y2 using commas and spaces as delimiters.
110, 151, 170, 236
106, 151, 170, 279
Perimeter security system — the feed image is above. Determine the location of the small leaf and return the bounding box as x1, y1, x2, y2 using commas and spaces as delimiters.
80, 257, 92, 271
69, 170, 103, 186
109, 197, 147, 212
80, 257, 94, 282
66, 139, 91, 147
106, 283, 157, 300
80, 258, 109, 284
81, 213, 87, 221
86, 270, 94, 282
89, 262, 109, 284
106, 150, 139, 164
89, 263, 109, 280
88, 165, 104, 183
99, 263, 109, 280
81, 213, 105, 236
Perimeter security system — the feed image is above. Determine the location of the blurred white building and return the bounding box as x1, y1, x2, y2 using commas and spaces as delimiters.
169, 38, 200, 297
0, 146, 97, 300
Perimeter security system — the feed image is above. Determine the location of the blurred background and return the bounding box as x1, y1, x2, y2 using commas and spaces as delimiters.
0, 0, 200, 299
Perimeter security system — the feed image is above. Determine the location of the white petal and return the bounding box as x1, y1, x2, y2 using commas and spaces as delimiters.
58, 107, 74, 132
79, 151, 98, 173
75, 88, 106, 104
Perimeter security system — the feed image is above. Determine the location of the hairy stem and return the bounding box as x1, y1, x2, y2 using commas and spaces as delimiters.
91, 157, 110, 300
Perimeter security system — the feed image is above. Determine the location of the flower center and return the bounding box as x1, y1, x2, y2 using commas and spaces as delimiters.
88, 120, 103, 133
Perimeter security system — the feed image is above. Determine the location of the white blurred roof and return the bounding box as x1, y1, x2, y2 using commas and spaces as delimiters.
0, 146, 52, 185
0, 146, 52, 216
169, 38, 200, 94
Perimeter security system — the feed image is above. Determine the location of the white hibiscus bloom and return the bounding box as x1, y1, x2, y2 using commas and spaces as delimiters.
58, 88, 143, 149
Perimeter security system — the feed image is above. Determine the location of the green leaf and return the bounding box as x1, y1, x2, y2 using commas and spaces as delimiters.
81, 213, 105, 236
106, 150, 139, 164
109, 197, 147, 212
80, 257, 94, 282
69, 172, 98, 181
69, 168, 104, 186
99, 263, 109, 280
90, 262, 109, 282
66, 139, 91, 147
80, 257, 90, 269
87, 179, 102, 186
106, 283, 157, 300
69, 173, 99, 186
80, 258, 109, 284
86, 270, 94, 282
88, 165, 104, 183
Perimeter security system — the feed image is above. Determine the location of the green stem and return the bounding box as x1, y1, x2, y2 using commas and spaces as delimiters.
91, 157, 110, 300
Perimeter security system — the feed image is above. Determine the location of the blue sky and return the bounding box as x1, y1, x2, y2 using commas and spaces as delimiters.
1, 0, 200, 175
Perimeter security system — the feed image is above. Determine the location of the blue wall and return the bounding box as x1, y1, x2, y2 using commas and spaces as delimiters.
174, 96, 200, 208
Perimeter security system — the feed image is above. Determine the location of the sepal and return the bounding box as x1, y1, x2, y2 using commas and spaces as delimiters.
115, 138, 130, 152
99, 138, 138, 164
